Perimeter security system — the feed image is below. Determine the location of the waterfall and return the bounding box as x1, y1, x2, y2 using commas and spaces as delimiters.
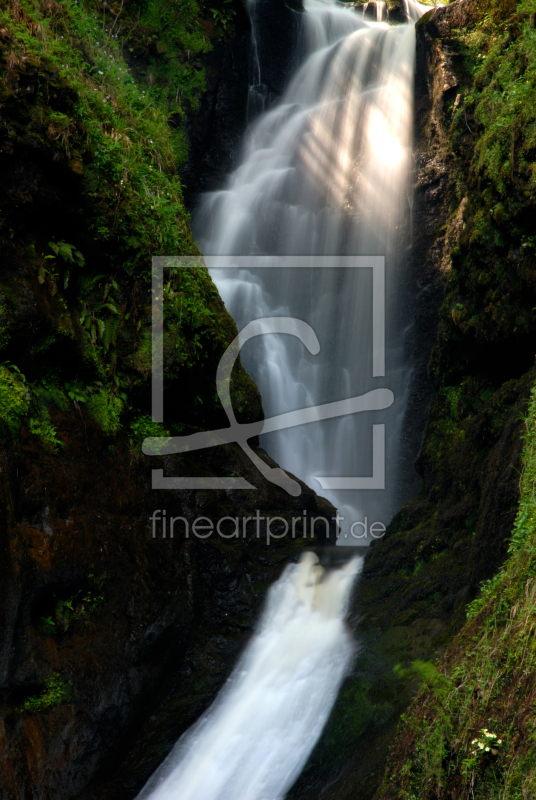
136, 4, 426, 797
362, 1, 387, 23
135, 553, 361, 800
194, 0, 426, 539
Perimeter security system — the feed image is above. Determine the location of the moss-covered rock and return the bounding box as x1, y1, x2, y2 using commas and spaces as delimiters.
376, 379, 536, 800
0, 1, 334, 797
288, 2, 536, 797
0, 0, 265, 441
0, 397, 338, 799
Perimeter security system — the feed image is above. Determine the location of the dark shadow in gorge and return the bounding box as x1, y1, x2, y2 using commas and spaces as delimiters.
180, 0, 303, 210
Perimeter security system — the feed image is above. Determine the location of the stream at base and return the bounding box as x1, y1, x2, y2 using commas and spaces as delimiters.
136, 554, 360, 800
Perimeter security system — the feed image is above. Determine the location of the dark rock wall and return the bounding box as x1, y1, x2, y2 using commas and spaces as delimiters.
0, 412, 336, 799
0, 1, 334, 795
181, 0, 303, 207
179, 8, 252, 205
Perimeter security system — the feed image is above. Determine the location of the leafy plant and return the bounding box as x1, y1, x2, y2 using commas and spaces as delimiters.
21, 673, 72, 713
211, 1, 236, 32
86, 388, 124, 434
29, 412, 64, 451
41, 570, 107, 635
379, 377, 536, 799
0, 363, 31, 433
78, 274, 123, 355
462, 728, 503, 776
38, 241, 85, 293
65, 380, 89, 404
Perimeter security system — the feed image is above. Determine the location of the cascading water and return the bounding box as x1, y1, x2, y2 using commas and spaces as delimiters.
137, 4, 425, 798
362, 0, 387, 22
195, 0, 425, 538
135, 554, 361, 800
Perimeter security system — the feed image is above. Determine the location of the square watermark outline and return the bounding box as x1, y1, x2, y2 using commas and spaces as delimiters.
146, 255, 390, 492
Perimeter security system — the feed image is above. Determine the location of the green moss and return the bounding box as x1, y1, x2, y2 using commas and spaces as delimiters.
162, 264, 226, 368
0, 0, 198, 274
41, 569, 107, 635
0, 365, 31, 433
378, 380, 536, 799
128, 413, 174, 456
87, 389, 124, 434
34, 380, 70, 413
128, 0, 212, 112
21, 673, 73, 713
436, 0, 536, 348
127, 328, 152, 379
0, 0, 259, 441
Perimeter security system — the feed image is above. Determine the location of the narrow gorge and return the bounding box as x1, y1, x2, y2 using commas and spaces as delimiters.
1, 0, 536, 797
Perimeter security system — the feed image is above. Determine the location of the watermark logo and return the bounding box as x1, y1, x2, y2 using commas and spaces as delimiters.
149, 509, 386, 542
144, 256, 392, 495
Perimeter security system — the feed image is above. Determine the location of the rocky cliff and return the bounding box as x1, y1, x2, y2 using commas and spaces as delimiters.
0, 0, 336, 797
4, 0, 536, 797
287, 0, 536, 796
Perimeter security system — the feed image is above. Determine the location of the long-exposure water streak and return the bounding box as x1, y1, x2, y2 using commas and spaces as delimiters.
195, 0, 424, 535
137, 2, 425, 796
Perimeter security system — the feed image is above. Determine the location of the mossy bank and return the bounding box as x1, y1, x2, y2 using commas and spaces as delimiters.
287, 0, 536, 797
0, 0, 337, 797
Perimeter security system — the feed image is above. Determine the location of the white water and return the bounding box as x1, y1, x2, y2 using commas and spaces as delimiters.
195, 0, 426, 537
135, 553, 361, 800
136, 5, 425, 799
135, 6, 426, 800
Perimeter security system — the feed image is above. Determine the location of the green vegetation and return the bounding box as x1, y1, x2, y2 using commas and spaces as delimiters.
393, 659, 439, 683
29, 409, 64, 450
86, 388, 124, 434
21, 673, 73, 713
0, 0, 198, 265
127, 0, 212, 111
210, 0, 236, 32
378, 382, 536, 799
0, 364, 31, 433
361, 11, 536, 788
128, 413, 174, 455
439, 0, 536, 349
0, 0, 259, 443
40, 569, 107, 635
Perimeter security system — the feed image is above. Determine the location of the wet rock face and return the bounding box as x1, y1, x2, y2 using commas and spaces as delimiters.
250, 0, 303, 95
179, 21, 251, 205
181, 0, 303, 207
0, 409, 336, 800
